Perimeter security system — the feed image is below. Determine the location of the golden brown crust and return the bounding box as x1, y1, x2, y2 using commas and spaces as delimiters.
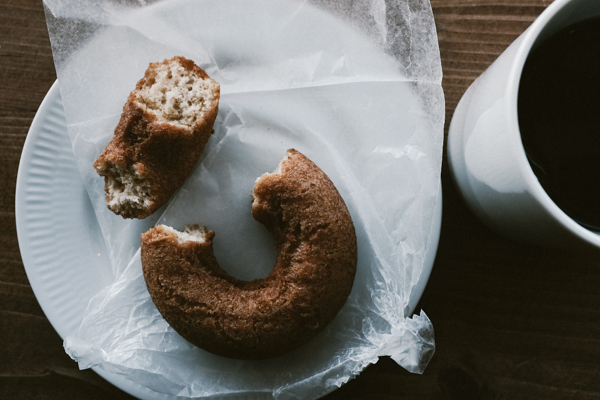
93, 56, 220, 219
141, 149, 357, 359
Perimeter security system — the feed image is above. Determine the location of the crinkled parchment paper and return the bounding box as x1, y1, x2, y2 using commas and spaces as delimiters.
43, 0, 444, 398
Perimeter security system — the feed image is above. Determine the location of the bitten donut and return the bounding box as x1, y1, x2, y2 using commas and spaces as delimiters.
93, 56, 220, 219
141, 149, 357, 359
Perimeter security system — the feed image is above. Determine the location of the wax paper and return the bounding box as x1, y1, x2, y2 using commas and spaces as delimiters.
43, 0, 444, 398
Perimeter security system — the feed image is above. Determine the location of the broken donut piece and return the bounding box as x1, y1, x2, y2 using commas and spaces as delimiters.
141, 149, 357, 359
93, 56, 220, 219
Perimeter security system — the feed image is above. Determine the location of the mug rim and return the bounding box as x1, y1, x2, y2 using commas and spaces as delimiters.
505, 0, 600, 247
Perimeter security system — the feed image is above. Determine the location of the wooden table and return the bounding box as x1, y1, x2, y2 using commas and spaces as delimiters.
2, 0, 599, 399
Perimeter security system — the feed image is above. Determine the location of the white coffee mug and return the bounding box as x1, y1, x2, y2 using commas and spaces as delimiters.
447, 0, 600, 250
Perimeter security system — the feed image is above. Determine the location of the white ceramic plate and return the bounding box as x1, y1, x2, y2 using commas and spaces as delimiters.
16, 82, 441, 399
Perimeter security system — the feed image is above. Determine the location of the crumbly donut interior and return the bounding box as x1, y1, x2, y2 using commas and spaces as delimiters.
160, 224, 209, 243
97, 162, 154, 216
251, 152, 291, 205
136, 60, 218, 127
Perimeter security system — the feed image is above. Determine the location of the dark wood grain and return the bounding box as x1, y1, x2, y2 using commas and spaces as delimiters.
3, 0, 600, 399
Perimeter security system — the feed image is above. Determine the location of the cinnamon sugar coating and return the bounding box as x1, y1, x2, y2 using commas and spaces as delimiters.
141, 150, 357, 359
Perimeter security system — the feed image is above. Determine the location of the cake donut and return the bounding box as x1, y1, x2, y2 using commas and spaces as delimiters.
93, 56, 220, 219
141, 149, 357, 359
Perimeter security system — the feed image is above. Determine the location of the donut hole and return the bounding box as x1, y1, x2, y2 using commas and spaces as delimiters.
136, 58, 218, 127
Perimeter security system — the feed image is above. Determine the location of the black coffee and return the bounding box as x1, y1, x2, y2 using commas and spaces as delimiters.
518, 16, 600, 232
